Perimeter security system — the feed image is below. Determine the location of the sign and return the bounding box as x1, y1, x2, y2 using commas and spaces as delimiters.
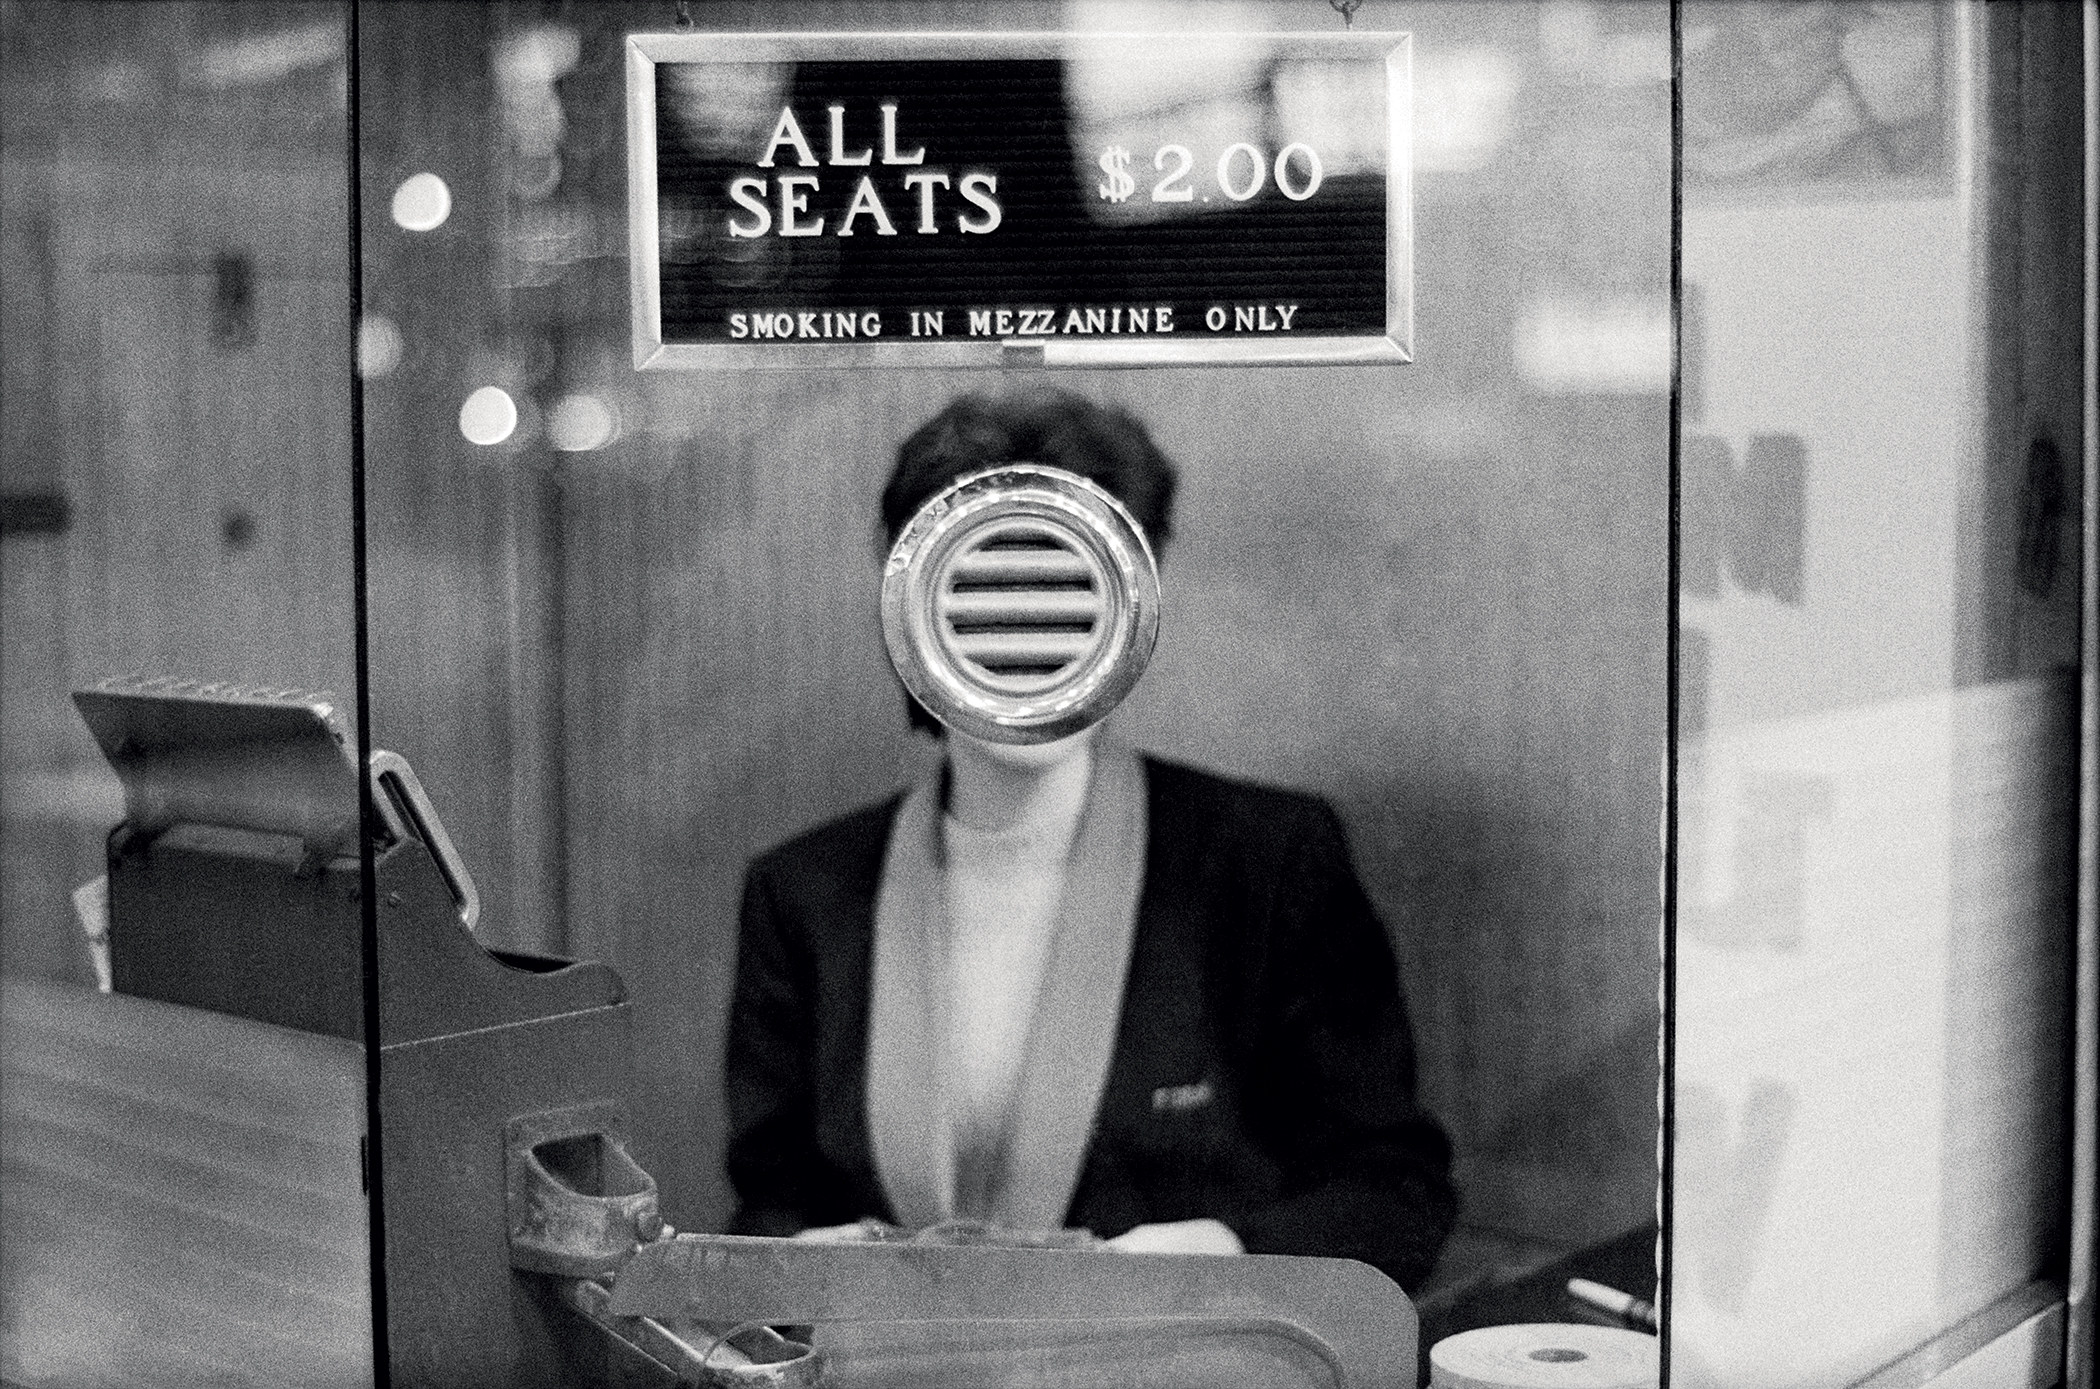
626, 32, 1411, 368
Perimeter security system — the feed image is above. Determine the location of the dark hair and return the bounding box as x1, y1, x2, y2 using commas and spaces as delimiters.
881, 389, 1178, 551
883, 390, 1177, 736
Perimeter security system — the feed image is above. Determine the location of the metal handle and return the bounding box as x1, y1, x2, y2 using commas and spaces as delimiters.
561, 1278, 819, 1388
367, 749, 480, 933
506, 1114, 662, 1278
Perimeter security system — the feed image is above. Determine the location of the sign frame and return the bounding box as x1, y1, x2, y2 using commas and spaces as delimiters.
625, 30, 1412, 370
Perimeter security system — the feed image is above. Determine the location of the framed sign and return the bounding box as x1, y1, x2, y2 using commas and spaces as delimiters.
626, 32, 1411, 369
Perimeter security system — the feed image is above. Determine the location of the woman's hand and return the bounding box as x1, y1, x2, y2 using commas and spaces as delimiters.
792, 1220, 881, 1243
1102, 1218, 1244, 1255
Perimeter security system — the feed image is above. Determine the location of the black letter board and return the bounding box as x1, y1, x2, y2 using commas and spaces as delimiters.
627, 32, 1411, 368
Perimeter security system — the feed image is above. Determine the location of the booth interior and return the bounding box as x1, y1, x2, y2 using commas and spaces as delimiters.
355, 0, 1670, 1281
0, 1, 1674, 1384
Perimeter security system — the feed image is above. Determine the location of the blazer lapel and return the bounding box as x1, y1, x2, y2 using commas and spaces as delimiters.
994, 742, 1147, 1231
865, 767, 954, 1228
864, 744, 1149, 1235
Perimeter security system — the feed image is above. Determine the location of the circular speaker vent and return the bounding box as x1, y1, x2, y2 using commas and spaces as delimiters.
882, 465, 1160, 745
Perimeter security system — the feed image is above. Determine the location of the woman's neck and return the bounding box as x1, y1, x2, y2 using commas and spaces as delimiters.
944, 730, 1096, 834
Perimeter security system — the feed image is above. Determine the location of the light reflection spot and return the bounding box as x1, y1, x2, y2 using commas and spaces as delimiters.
392, 172, 453, 232
459, 387, 518, 446
357, 314, 403, 378
547, 394, 617, 452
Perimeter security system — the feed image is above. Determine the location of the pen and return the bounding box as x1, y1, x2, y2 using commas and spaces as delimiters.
1566, 1277, 1658, 1331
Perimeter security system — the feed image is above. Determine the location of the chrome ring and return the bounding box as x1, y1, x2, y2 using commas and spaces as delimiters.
882, 465, 1161, 745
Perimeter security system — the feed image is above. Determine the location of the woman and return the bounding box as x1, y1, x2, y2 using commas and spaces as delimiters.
723, 389, 1455, 1290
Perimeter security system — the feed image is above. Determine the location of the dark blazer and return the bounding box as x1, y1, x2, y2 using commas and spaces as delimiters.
724, 755, 1457, 1292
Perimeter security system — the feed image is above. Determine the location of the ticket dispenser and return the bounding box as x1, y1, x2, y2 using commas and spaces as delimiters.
73, 677, 656, 1387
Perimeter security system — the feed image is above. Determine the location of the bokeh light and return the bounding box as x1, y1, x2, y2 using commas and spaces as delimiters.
546, 393, 617, 452
356, 314, 403, 378
391, 172, 452, 231
458, 386, 518, 446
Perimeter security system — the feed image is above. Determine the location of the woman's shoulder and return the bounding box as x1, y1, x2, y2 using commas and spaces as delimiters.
1140, 753, 1339, 822
1138, 754, 1344, 846
747, 794, 902, 888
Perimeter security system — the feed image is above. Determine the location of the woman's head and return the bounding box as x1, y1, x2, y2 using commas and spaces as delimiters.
882, 390, 1177, 739
881, 388, 1178, 553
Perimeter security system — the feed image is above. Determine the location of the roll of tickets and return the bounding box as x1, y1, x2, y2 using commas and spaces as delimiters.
1430, 1324, 1658, 1389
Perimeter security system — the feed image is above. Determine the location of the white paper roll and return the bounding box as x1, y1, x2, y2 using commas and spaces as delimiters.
1429, 1323, 1658, 1389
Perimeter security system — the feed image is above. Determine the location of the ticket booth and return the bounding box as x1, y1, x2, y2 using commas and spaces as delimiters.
0, 3, 2090, 1387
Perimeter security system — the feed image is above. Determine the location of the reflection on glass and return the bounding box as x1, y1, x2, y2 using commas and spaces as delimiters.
0, 2, 371, 1384
354, 0, 1669, 1380
391, 170, 453, 230
1681, 1, 1946, 189
358, 313, 404, 378
1674, 1, 2081, 1383
459, 385, 520, 446
547, 394, 618, 453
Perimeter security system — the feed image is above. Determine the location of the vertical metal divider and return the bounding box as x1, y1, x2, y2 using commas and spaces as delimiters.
1660, 2, 1683, 1382
2070, 8, 2100, 1386
345, 0, 390, 1381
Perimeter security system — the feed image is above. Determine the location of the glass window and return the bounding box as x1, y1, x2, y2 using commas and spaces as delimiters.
3, 1, 2087, 1385
1672, 2, 2086, 1382
352, 1, 1666, 1378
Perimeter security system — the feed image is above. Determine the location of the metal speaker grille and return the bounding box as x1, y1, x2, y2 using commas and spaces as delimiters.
882, 465, 1160, 745
936, 522, 1108, 695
